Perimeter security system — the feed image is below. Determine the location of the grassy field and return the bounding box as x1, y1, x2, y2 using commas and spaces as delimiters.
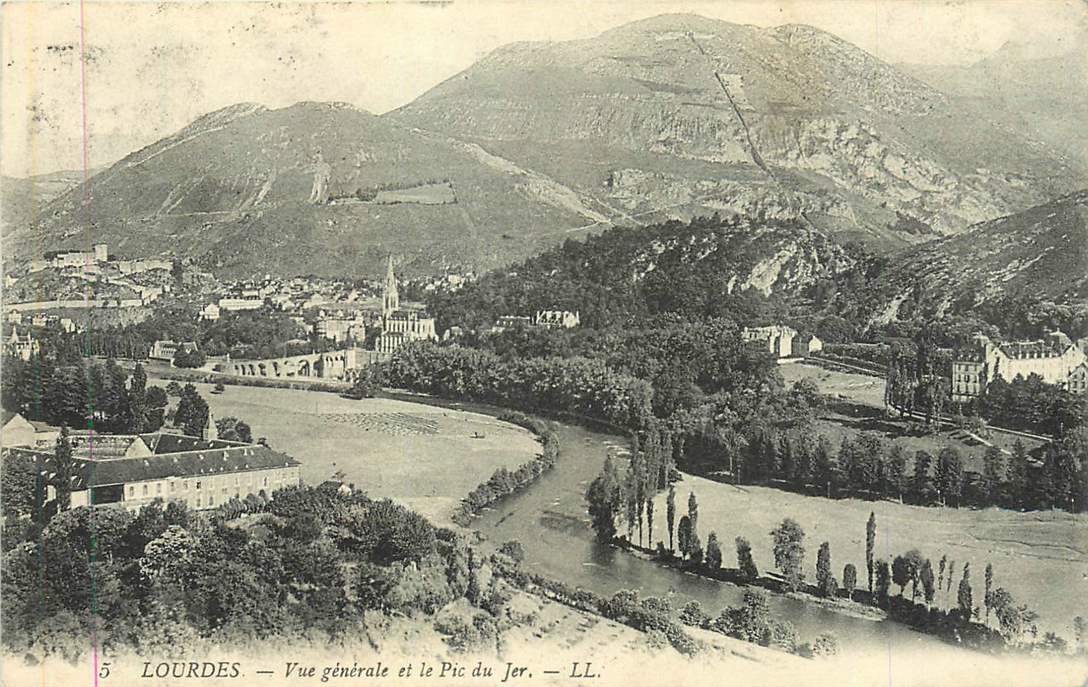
779, 362, 1044, 473
647, 472, 1087, 640
190, 383, 539, 525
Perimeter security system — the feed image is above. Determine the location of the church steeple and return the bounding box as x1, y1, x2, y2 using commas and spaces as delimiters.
382, 255, 399, 320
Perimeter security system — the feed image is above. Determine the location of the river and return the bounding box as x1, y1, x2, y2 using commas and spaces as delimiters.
471, 418, 959, 657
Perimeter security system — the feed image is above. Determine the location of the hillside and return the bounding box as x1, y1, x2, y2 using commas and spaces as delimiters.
855, 190, 1088, 325
393, 14, 1084, 251
901, 42, 1088, 169
1, 169, 92, 232
430, 213, 853, 331
4, 14, 1084, 280
1, 103, 615, 277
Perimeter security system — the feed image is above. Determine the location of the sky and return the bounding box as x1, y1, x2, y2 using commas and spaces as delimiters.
2, 0, 1086, 178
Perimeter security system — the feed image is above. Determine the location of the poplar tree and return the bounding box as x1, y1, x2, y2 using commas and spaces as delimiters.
666, 485, 677, 552
865, 512, 876, 593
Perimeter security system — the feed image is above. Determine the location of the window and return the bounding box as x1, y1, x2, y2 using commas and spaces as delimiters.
128, 486, 135, 497
142, 484, 148, 496
208, 496, 214, 506
263, 476, 268, 487
196, 481, 201, 490
156, 483, 162, 494
196, 497, 201, 507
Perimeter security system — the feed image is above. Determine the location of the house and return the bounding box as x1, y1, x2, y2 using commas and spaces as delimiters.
200, 303, 221, 321
791, 333, 823, 357
149, 340, 198, 362
1068, 362, 1088, 395
742, 325, 798, 359
2, 431, 301, 513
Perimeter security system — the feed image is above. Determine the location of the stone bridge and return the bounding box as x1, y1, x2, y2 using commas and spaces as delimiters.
216, 348, 384, 381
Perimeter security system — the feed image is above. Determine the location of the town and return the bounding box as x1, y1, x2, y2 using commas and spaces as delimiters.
2, 4, 1087, 687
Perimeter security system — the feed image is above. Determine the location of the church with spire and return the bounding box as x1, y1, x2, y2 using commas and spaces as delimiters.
375, 255, 437, 355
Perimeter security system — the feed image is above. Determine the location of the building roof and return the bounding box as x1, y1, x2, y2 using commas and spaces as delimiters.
4, 440, 300, 489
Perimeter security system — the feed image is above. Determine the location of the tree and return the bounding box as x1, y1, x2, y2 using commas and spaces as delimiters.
865, 511, 876, 593
1006, 440, 1030, 509
174, 385, 209, 437
52, 426, 75, 513
842, 563, 857, 599
991, 588, 1038, 646
770, 518, 805, 591
937, 555, 947, 604
891, 555, 911, 597
912, 450, 934, 503
815, 542, 832, 597
984, 563, 994, 626
920, 559, 935, 607
811, 632, 840, 657
874, 559, 891, 605
645, 497, 655, 548
677, 516, 693, 559
981, 446, 1005, 506
216, 417, 253, 443
936, 447, 965, 507
957, 563, 973, 621
687, 491, 699, 543
666, 485, 676, 552
705, 531, 722, 570
885, 445, 906, 502
735, 537, 758, 581
814, 434, 837, 498
586, 457, 623, 543
902, 549, 925, 601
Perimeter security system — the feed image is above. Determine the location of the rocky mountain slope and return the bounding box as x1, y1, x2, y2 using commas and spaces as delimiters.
393, 14, 1084, 251
1, 102, 617, 277
856, 190, 1088, 324
900, 42, 1088, 169
4, 14, 1084, 280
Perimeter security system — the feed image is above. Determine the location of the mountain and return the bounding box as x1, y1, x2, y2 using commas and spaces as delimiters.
1, 169, 94, 233
1, 102, 614, 277
900, 41, 1088, 169
857, 190, 1088, 325
5, 15, 1085, 279
393, 14, 1084, 250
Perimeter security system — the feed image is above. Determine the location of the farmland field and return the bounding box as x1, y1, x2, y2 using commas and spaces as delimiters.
779, 362, 1044, 472
648, 471, 1088, 639
190, 383, 539, 525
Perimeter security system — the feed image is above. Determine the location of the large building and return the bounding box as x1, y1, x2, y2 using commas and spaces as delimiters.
374, 256, 437, 355
951, 331, 1088, 402
2, 429, 301, 513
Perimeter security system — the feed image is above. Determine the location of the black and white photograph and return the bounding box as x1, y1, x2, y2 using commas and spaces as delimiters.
1, 1, 1086, 685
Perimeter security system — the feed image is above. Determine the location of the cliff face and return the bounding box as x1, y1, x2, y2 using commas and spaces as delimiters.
393, 14, 1083, 251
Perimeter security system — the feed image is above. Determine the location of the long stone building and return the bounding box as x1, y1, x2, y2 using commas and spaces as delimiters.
2, 428, 301, 513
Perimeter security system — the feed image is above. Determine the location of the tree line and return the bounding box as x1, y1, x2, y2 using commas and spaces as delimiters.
586, 482, 1081, 655
2, 356, 168, 435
